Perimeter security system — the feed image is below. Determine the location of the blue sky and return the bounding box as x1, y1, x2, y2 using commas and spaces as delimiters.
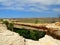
0, 0, 60, 18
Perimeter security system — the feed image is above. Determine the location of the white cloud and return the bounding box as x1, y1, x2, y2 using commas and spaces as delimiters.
55, 0, 60, 4
0, 0, 60, 12
0, 0, 60, 5
53, 8, 60, 12
29, 0, 56, 5
0, 7, 25, 11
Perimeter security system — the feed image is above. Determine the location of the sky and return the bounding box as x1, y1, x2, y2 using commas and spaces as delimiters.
0, 0, 60, 18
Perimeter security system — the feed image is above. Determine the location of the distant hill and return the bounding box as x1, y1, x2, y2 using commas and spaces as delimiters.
0, 18, 59, 23
10, 18, 59, 23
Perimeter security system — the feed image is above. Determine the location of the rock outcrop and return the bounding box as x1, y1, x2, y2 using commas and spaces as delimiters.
46, 22, 60, 39
0, 24, 24, 45
25, 35, 60, 45
0, 23, 60, 45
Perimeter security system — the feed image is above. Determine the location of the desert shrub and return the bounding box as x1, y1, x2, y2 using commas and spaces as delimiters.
3, 20, 9, 28
13, 28, 46, 40
29, 30, 39, 40
13, 28, 30, 38
35, 19, 39, 24
8, 23, 14, 31
58, 15, 60, 22
3, 20, 14, 31
0, 19, 3, 22
38, 31, 46, 38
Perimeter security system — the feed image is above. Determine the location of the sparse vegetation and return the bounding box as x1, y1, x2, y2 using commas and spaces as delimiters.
35, 19, 39, 24
11, 18, 59, 23
58, 15, 60, 22
8, 23, 14, 31
51, 18, 56, 23
3, 20, 14, 31
3, 20, 9, 28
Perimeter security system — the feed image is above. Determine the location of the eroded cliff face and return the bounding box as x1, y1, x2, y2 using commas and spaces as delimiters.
0, 24, 24, 45
46, 22, 60, 39
0, 24, 60, 45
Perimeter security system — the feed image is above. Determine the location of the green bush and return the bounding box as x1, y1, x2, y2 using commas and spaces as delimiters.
8, 23, 14, 31
35, 19, 39, 24
3, 20, 9, 28
3, 20, 14, 31
13, 28, 46, 40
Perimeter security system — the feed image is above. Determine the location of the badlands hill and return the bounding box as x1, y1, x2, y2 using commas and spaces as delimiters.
0, 23, 60, 45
